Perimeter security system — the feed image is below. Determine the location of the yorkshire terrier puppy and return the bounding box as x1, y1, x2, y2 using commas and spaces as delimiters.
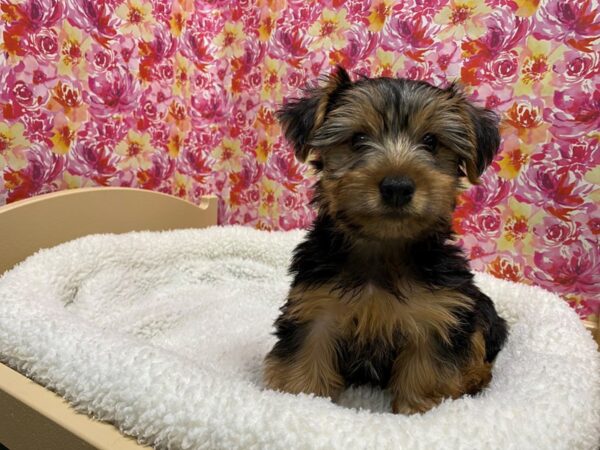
264, 67, 508, 414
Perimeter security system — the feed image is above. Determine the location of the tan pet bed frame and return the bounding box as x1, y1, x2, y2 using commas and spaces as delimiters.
0, 188, 597, 449
0, 188, 218, 450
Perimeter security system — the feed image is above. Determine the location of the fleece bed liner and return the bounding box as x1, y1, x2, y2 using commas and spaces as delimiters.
0, 226, 598, 449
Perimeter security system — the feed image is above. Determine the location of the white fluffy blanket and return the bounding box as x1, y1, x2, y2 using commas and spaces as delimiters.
0, 226, 598, 449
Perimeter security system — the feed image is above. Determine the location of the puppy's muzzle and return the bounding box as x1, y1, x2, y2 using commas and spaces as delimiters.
379, 176, 415, 208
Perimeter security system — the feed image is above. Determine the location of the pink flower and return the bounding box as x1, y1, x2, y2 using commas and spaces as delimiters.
139, 23, 176, 61
86, 43, 118, 73
343, 0, 370, 26
18, 0, 64, 31
282, 68, 308, 93
116, 35, 138, 66
477, 12, 530, 53
459, 207, 503, 239
515, 160, 593, 219
488, 253, 526, 283
137, 86, 170, 128
66, 0, 120, 44
20, 56, 58, 88
461, 12, 530, 85
279, 1, 323, 28
84, 66, 142, 118
425, 40, 461, 84
177, 140, 215, 183
278, 205, 314, 230
483, 50, 519, 86
265, 144, 305, 189
333, 25, 378, 69
77, 117, 128, 147
545, 83, 600, 139
456, 171, 511, 215
147, 122, 170, 150
190, 85, 229, 125
457, 235, 498, 268
229, 158, 263, 192
533, 215, 582, 248
137, 150, 175, 190
402, 58, 435, 83
407, 0, 448, 16
269, 24, 312, 61
239, 127, 259, 154
4, 143, 64, 202
532, 137, 600, 177
150, 0, 172, 24
238, 40, 266, 74
179, 28, 214, 68
382, 12, 440, 60
552, 50, 600, 85
1, 67, 48, 119
66, 139, 118, 184
471, 83, 514, 111
485, 0, 518, 10
533, 0, 600, 52
527, 241, 599, 296
25, 28, 60, 62
20, 109, 54, 146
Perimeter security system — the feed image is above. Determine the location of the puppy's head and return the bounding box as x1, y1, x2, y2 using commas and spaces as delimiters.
277, 66, 500, 241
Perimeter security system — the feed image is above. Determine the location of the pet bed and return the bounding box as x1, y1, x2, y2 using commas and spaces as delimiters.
0, 223, 599, 449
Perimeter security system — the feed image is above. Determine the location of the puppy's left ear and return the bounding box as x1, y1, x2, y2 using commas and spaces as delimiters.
277, 66, 352, 163
447, 83, 501, 184
462, 105, 501, 184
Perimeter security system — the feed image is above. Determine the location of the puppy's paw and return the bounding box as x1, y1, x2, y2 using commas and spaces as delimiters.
391, 395, 442, 415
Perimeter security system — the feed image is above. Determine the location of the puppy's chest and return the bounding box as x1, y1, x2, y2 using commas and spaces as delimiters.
338, 283, 463, 344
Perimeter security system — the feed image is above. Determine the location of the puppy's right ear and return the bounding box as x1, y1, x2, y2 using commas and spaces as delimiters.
277, 66, 352, 162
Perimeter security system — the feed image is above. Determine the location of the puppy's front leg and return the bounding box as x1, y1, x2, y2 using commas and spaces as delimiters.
264, 288, 344, 400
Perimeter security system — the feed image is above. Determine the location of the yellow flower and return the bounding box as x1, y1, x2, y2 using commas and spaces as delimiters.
261, 57, 285, 102
211, 138, 243, 172
435, 0, 490, 40
58, 22, 91, 77
496, 198, 543, 253
173, 53, 190, 97
169, 0, 193, 37
372, 49, 403, 77
115, 131, 154, 170
514, 0, 540, 17
0, 122, 30, 170
496, 134, 533, 179
368, 0, 393, 32
167, 130, 185, 158
513, 38, 566, 97
258, 13, 277, 42
308, 8, 351, 50
116, 0, 156, 41
213, 22, 246, 58
585, 165, 600, 187
258, 178, 281, 219
50, 123, 76, 155
255, 135, 273, 164
172, 171, 190, 199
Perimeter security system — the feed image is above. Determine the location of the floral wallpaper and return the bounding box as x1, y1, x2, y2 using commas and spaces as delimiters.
0, 0, 598, 321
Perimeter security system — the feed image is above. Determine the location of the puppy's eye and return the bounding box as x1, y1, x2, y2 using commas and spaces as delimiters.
351, 133, 368, 149
422, 133, 437, 152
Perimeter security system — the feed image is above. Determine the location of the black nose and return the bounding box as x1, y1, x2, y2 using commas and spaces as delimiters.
379, 176, 415, 207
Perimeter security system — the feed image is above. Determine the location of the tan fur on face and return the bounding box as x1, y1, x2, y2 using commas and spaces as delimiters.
310, 84, 474, 241
319, 144, 458, 240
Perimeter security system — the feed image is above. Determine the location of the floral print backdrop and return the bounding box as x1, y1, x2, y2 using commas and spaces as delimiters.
0, 0, 598, 321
